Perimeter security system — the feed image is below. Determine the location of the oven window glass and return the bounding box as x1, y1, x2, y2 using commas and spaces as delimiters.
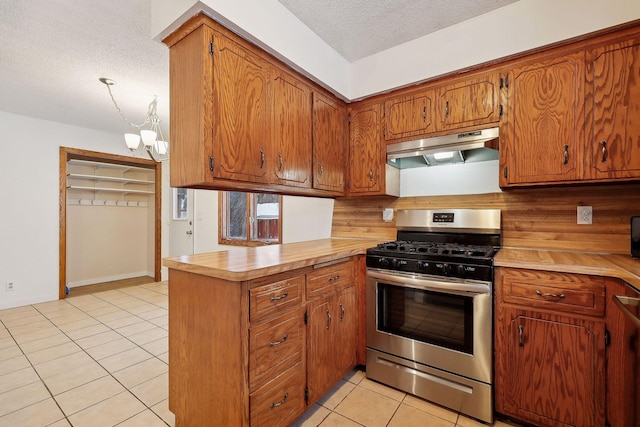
377, 282, 474, 354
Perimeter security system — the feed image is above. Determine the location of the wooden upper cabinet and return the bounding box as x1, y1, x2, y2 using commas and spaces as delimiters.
312, 92, 347, 195
272, 70, 312, 188
586, 35, 640, 181
437, 72, 502, 131
384, 90, 436, 141
164, 14, 337, 196
213, 33, 272, 182
348, 103, 384, 195
500, 52, 585, 187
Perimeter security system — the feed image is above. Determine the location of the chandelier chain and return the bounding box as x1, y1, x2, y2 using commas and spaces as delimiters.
104, 82, 154, 129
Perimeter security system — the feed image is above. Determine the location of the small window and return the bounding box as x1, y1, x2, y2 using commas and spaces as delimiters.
219, 191, 282, 246
173, 188, 189, 220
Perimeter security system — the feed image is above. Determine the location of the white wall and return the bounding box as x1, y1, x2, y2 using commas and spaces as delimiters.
152, 0, 640, 100
0, 111, 170, 310
66, 205, 153, 286
191, 190, 334, 253
399, 161, 501, 197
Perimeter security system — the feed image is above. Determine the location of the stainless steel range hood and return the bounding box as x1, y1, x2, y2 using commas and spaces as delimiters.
387, 127, 499, 168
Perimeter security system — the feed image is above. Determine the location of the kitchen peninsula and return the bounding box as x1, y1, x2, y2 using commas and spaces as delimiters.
163, 238, 377, 426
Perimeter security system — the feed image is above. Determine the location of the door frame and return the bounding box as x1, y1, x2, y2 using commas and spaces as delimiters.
59, 147, 162, 299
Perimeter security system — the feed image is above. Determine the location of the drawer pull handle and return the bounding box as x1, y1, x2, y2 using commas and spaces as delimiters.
328, 275, 340, 282
270, 392, 289, 409
518, 324, 524, 348
535, 290, 566, 299
340, 303, 345, 321
269, 334, 288, 347
270, 292, 288, 302
563, 144, 569, 165
326, 309, 332, 329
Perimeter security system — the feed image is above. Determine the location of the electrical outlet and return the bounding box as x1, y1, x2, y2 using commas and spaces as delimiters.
577, 206, 592, 225
382, 208, 394, 222
6, 281, 15, 291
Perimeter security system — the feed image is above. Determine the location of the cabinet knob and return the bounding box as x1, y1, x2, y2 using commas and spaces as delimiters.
600, 141, 608, 163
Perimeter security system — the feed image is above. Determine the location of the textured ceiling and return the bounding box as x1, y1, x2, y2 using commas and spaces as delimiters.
0, 0, 518, 136
0, 0, 169, 136
277, 0, 519, 61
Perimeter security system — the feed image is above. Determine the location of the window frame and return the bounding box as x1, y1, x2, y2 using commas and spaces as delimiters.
218, 191, 283, 247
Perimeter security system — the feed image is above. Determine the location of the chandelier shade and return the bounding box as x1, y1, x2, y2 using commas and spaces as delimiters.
99, 77, 169, 162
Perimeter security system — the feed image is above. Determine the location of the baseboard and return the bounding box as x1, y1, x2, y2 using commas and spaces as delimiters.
67, 271, 154, 288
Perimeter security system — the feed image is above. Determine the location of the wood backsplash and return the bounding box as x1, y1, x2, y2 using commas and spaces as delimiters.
332, 183, 640, 254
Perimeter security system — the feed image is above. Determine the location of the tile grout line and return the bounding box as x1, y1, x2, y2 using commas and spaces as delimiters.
1, 287, 169, 425
30, 291, 171, 425
0, 315, 73, 425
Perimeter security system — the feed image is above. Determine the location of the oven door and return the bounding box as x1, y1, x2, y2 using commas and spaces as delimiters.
366, 269, 492, 384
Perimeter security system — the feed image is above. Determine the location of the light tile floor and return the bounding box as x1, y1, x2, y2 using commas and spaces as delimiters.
0, 282, 518, 427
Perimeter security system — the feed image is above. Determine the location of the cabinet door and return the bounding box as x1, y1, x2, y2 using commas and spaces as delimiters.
306, 296, 335, 404
312, 93, 347, 194
500, 52, 585, 186
273, 70, 312, 187
586, 36, 640, 181
348, 103, 383, 194
213, 33, 272, 182
437, 73, 501, 131
334, 286, 357, 374
499, 308, 605, 427
384, 91, 436, 141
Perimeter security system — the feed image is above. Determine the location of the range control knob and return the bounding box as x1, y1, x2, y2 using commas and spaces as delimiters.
456, 265, 466, 276
441, 264, 452, 275
390, 258, 399, 268
379, 257, 390, 267
417, 261, 429, 270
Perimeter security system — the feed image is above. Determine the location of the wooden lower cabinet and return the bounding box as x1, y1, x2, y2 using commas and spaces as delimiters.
306, 262, 358, 404
168, 258, 359, 426
495, 268, 606, 427
250, 362, 306, 427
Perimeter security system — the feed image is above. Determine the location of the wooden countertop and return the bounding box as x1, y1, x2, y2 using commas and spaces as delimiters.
495, 248, 640, 291
163, 238, 380, 281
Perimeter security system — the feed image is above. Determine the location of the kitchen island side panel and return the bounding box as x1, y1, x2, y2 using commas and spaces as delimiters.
169, 269, 249, 426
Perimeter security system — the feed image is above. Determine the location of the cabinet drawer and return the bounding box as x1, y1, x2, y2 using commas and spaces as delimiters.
501, 270, 605, 317
249, 308, 304, 389
307, 261, 354, 299
250, 361, 305, 427
250, 275, 304, 322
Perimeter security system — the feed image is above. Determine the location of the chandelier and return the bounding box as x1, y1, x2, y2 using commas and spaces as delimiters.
99, 77, 169, 162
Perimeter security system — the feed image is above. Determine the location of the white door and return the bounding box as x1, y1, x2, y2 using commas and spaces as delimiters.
170, 188, 194, 256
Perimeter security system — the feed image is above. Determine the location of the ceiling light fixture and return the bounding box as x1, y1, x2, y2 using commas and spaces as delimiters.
99, 77, 169, 162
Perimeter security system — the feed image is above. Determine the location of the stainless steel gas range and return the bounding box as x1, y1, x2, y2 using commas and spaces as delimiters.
365, 209, 501, 424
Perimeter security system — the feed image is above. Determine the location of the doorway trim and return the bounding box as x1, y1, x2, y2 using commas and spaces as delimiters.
59, 147, 162, 299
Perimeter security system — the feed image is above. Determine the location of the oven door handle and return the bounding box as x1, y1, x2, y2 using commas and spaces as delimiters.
367, 270, 491, 295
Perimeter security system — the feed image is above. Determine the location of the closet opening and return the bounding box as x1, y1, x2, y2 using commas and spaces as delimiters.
59, 147, 162, 299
